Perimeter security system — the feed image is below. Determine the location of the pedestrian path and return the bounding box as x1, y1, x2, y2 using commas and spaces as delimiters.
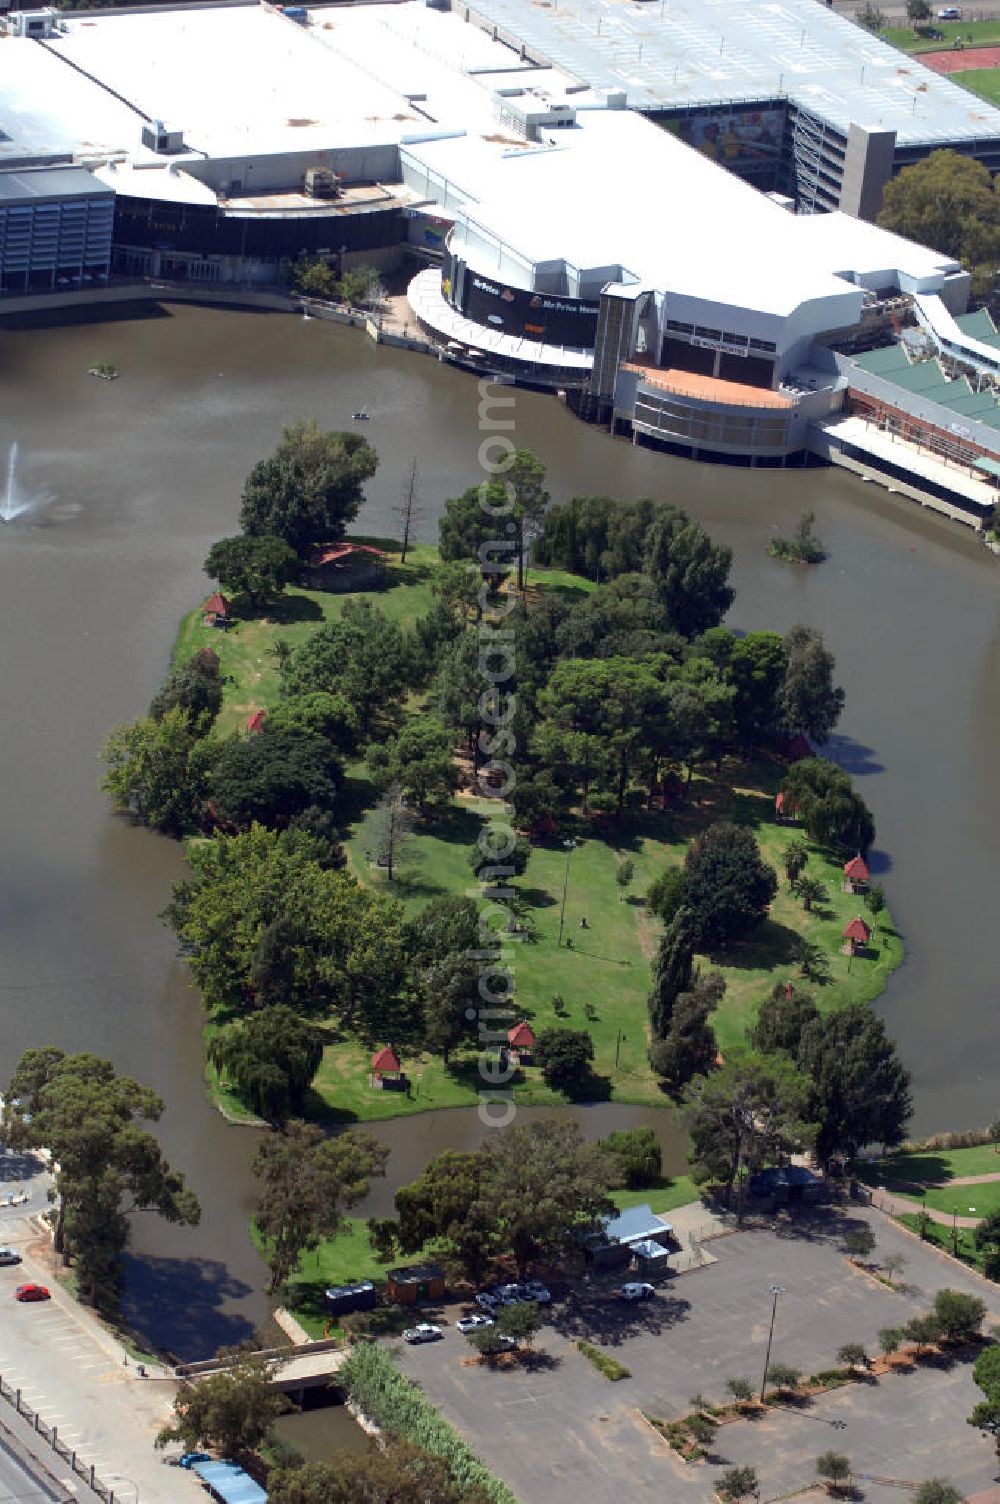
871, 1189, 980, 1228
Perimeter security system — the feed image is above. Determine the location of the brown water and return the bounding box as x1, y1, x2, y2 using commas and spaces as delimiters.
0, 301, 996, 1357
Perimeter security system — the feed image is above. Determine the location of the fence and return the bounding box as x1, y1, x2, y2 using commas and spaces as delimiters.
0, 1370, 119, 1502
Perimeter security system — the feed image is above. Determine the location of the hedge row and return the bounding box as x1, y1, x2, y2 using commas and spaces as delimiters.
340, 1343, 519, 1504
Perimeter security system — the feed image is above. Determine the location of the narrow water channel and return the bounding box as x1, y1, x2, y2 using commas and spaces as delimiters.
0, 301, 995, 1355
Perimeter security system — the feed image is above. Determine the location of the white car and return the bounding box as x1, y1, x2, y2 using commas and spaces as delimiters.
0, 1249, 21, 1267
456, 1313, 494, 1334
618, 1282, 656, 1302
937, 6, 960, 17
402, 1323, 443, 1344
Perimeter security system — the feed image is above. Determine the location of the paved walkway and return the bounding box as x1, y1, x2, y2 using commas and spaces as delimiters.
936, 1171, 1000, 1187
872, 1189, 981, 1228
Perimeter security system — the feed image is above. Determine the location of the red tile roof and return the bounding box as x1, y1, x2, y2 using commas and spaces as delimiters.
314, 542, 388, 566
508, 1021, 536, 1048
246, 709, 268, 735
786, 734, 813, 761
371, 1046, 401, 1073
204, 592, 230, 616
775, 791, 798, 815
843, 855, 870, 881
843, 916, 871, 943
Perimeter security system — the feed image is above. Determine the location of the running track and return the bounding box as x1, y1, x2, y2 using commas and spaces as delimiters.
919, 44, 1000, 73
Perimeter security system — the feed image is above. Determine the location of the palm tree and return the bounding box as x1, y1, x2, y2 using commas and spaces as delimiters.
793, 875, 827, 913
783, 838, 809, 888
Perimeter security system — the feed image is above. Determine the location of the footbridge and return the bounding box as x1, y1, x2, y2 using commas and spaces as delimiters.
176, 1339, 349, 1394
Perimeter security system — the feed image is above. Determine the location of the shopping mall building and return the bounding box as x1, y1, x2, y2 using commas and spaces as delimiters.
2, 0, 1000, 519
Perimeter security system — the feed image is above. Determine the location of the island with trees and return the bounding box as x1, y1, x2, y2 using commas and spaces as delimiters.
99, 422, 904, 1135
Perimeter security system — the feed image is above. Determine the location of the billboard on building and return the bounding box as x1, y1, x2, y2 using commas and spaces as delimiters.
667, 107, 785, 170
458, 271, 599, 347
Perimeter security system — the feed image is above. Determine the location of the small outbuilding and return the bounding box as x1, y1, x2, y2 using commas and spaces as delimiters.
842, 854, 870, 894
203, 591, 231, 629
188, 1459, 267, 1504
775, 790, 799, 824
307, 542, 387, 591
387, 1262, 446, 1305
246, 708, 267, 736
750, 1164, 824, 1205
842, 915, 871, 956
506, 1021, 536, 1066
370, 1045, 407, 1092
324, 1279, 377, 1317
586, 1203, 674, 1269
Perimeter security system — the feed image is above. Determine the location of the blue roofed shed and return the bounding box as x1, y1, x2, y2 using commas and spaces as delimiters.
587, 1203, 673, 1268
750, 1165, 823, 1203
190, 1460, 268, 1504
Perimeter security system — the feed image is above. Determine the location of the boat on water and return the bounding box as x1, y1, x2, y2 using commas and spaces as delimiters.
353, 410, 370, 421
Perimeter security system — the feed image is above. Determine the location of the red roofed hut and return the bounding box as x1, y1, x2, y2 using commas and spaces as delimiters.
370, 1046, 407, 1093
246, 708, 267, 736
785, 733, 813, 762
203, 591, 231, 629
506, 1021, 536, 1066
842, 854, 870, 894
842, 915, 871, 957
775, 790, 799, 825
307, 542, 387, 591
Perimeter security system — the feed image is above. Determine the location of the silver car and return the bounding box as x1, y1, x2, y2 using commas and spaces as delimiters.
402, 1323, 443, 1344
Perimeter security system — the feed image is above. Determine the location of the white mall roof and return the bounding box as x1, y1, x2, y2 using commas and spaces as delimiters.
460, 0, 1000, 144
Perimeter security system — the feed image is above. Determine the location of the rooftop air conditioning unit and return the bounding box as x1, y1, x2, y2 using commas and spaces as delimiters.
141, 120, 185, 155
304, 166, 340, 199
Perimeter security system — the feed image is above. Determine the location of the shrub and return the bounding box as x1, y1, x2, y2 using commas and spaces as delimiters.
844, 1225, 876, 1261
914, 1482, 963, 1504
576, 1340, 630, 1381
836, 1343, 868, 1370
687, 1412, 717, 1445
877, 1327, 905, 1358
725, 1376, 755, 1404
717, 1465, 758, 1502
599, 1126, 662, 1189
816, 1451, 851, 1491
767, 1362, 801, 1392
340, 1344, 516, 1503
933, 1288, 987, 1342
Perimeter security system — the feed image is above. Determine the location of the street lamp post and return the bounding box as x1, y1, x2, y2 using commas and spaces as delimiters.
759, 1284, 785, 1402
556, 839, 576, 948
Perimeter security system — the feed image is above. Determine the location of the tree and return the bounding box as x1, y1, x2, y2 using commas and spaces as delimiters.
615, 856, 635, 901
150, 649, 222, 731
534, 1027, 595, 1098
932, 1287, 987, 1342
718, 1466, 758, 1502
269, 1438, 487, 1504
687, 1412, 717, 1445
969, 1344, 1000, 1455
793, 874, 827, 913
877, 1326, 905, 1358
684, 1052, 815, 1214
990, 1118, 1000, 1154
293, 257, 337, 299
793, 938, 831, 985
483, 1119, 616, 1277
3, 1050, 199, 1312
914, 1483, 962, 1504
974, 1207, 1000, 1250
767, 1362, 801, 1393
208, 1007, 323, 1127
204, 535, 299, 608
646, 866, 686, 924
281, 600, 413, 735
844, 1224, 876, 1262
337, 265, 379, 306
642, 506, 734, 637
725, 1377, 755, 1406
905, 0, 932, 21
470, 832, 531, 883
782, 625, 845, 745
683, 821, 777, 950
240, 421, 378, 553
798, 1005, 912, 1165
649, 973, 721, 1095
836, 1342, 868, 1371
101, 707, 208, 836
598, 1127, 661, 1189
370, 781, 416, 883
720, 630, 788, 748
367, 716, 458, 811
749, 983, 819, 1058
253, 1120, 388, 1293
266, 691, 359, 752
439, 451, 548, 591
392, 1150, 496, 1283
781, 758, 875, 853
879, 150, 1000, 270
905, 1313, 944, 1353
866, 882, 886, 934
496, 1300, 541, 1347
648, 906, 697, 1039
882, 1251, 907, 1283
816, 1452, 851, 1492
782, 838, 809, 888
856, 1, 886, 31
210, 727, 341, 830
394, 458, 422, 564
157, 1346, 291, 1455
420, 953, 479, 1065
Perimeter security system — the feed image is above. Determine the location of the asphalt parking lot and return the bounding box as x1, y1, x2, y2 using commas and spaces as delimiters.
393, 1207, 1000, 1504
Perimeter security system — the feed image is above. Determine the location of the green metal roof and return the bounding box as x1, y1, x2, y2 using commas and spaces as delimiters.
851, 343, 1000, 433
955, 310, 1000, 349
975, 456, 1000, 478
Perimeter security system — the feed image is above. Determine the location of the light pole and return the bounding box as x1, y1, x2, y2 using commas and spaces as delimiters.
759, 1284, 785, 1402
556, 839, 576, 948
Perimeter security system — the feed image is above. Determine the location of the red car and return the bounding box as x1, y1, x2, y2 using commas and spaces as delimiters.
15, 1283, 50, 1303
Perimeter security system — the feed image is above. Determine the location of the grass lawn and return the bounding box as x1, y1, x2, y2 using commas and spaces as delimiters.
895, 1213, 992, 1278
882, 19, 1000, 52
611, 1177, 698, 1215
858, 1142, 1000, 1188
950, 66, 1000, 105
176, 538, 902, 1125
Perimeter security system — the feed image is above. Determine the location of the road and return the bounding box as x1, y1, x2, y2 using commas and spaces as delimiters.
0, 1148, 203, 1504
0, 1424, 70, 1504
833, 0, 1000, 20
